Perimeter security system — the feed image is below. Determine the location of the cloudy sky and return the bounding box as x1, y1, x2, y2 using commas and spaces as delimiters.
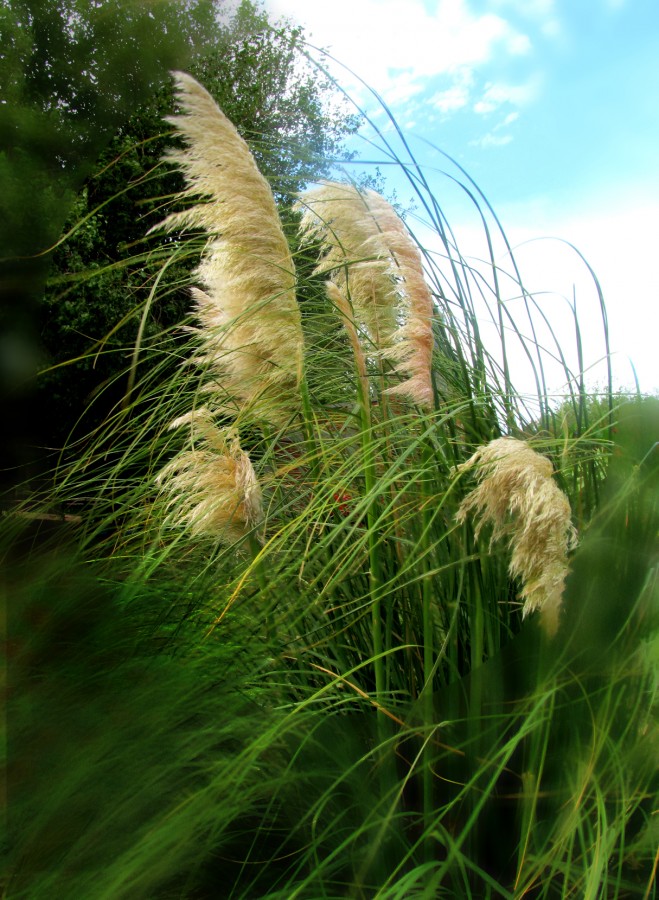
263, 0, 658, 397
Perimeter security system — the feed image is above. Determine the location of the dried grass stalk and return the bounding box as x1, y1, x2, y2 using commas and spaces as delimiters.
152, 71, 304, 423
156, 409, 263, 545
296, 181, 434, 408
456, 437, 577, 635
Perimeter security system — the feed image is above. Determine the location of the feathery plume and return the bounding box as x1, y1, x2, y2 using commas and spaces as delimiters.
297, 182, 398, 348
456, 437, 577, 636
153, 71, 304, 423
156, 409, 263, 545
296, 181, 435, 408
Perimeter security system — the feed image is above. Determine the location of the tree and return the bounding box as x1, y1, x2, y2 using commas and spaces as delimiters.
35, 0, 361, 451
189, 0, 359, 199
0, 0, 221, 487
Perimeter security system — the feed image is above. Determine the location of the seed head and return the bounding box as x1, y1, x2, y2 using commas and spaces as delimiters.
296, 181, 434, 408
456, 437, 577, 635
157, 410, 263, 546
152, 72, 304, 424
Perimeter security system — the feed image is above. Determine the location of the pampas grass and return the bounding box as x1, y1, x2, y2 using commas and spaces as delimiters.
150, 71, 306, 544
456, 437, 578, 636
16, 53, 657, 900
297, 180, 435, 407
156, 409, 263, 545
152, 71, 304, 424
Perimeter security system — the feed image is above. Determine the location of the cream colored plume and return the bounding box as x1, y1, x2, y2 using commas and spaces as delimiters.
296, 181, 435, 408
156, 409, 263, 545
153, 71, 304, 423
456, 437, 577, 636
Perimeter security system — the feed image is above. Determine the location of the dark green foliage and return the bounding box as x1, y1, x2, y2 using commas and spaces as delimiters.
0, 0, 218, 266
0, 0, 219, 489
4, 537, 292, 899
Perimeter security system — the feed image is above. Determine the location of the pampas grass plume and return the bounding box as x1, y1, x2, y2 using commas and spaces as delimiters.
296, 181, 434, 408
456, 437, 577, 636
153, 71, 304, 423
157, 410, 263, 545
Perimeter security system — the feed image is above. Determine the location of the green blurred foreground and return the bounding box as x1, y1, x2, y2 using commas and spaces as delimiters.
3, 400, 657, 898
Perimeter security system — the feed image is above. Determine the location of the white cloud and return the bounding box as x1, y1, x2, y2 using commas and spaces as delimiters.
473, 78, 540, 114
469, 132, 513, 147
428, 66, 474, 114
431, 86, 470, 114
487, 0, 561, 39
469, 108, 519, 148
407, 187, 658, 399
487, 0, 554, 20
264, 0, 532, 107
489, 198, 659, 393
507, 32, 533, 54
541, 18, 561, 37
430, 83, 471, 114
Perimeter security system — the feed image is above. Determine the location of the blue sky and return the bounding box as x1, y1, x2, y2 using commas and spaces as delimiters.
264, 0, 659, 398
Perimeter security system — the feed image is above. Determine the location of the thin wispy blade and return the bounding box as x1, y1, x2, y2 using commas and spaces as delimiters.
325, 280, 369, 395
296, 181, 435, 408
152, 71, 304, 424
456, 437, 578, 636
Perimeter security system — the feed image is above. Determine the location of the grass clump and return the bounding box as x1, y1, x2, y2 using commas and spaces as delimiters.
3, 65, 657, 900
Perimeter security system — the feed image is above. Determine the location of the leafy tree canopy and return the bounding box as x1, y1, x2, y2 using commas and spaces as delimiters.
0, 0, 218, 256
189, 0, 360, 197
1, 0, 222, 486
